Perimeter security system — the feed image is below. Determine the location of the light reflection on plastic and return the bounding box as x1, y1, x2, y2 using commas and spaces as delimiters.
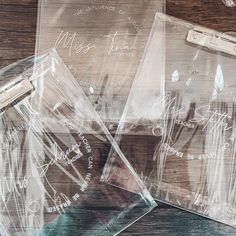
212, 64, 224, 99
171, 70, 179, 83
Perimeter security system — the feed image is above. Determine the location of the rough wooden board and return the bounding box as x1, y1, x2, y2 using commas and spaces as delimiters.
1, 0, 236, 235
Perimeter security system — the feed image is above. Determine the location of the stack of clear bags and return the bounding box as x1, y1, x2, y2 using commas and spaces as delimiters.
2, 0, 236, 234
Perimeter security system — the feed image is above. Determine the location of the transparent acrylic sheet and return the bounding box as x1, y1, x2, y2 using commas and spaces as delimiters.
222, 0, 236, 7
36, 0, 165, 127
102, 13, 236, 227
0, 49, 156, 236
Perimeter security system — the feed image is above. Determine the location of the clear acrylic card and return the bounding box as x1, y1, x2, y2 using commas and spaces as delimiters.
0, 49, 156, 235
103, 13, 236, 227
36, 0, 165, 126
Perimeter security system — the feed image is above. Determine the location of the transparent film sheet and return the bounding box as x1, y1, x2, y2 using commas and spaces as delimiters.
0, 49, 156, 235
36, 0, 165, 125
102, 13, 236, 226
222, 0, 236, 7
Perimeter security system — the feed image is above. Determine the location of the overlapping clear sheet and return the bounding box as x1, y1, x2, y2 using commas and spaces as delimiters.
102, 13, 236, 226
36, 0, 165, 125
222, 0, 236, 7
0, 49, 156, 236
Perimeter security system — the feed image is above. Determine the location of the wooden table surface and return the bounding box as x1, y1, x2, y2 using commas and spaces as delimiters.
1, 0, 236, 235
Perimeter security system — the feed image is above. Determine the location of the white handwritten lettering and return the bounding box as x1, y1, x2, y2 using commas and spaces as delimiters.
55, 31, 96, 57
104, 32, 134, 56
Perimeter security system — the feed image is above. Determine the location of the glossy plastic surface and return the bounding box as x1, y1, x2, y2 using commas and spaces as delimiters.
0, 49, 156, 236
103, 13, 236, 227
36, 0, 165, 125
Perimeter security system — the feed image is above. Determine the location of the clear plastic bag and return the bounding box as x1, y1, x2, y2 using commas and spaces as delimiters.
0, 49, 156, 235
222, 0, 236, 7
36, 0, 165, 126
102, 13, 236, 227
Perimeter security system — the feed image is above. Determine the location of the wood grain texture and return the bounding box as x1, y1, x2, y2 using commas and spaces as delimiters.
1, 0, 236, 235
166, 0, 236, 32
0, 0, 37, 68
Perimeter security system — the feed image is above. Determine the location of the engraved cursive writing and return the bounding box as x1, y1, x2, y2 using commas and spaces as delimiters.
36, 142, 83, 177
55, 30, 96, 57
104, 32, 134, 56
190, 105, 232, 133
